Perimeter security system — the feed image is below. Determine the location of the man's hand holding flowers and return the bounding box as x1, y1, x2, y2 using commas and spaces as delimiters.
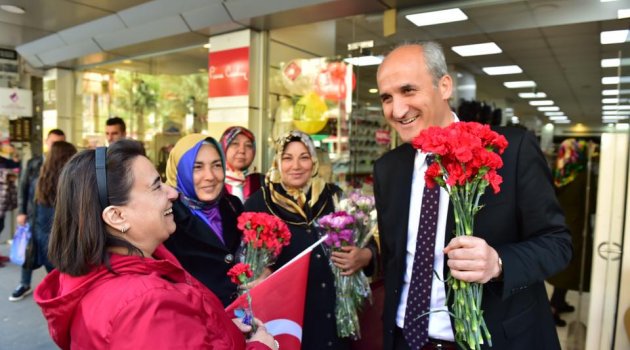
444, 235, 502, 284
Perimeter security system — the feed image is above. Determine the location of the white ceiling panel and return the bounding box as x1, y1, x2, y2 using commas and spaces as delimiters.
38, 40, 102, 65
94, 16, 190, 50
224, 0, 331, 21
58, 15, 126, 44
16, 34, 66, 56
182, 3, 233, 30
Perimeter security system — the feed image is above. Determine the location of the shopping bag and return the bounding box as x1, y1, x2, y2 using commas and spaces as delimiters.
10, 223, 31, 266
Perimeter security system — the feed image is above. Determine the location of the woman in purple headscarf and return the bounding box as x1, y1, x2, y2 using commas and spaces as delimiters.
164, 134, 243, 306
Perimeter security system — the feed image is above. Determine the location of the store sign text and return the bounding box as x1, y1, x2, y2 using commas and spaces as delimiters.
208, 47, 250, 98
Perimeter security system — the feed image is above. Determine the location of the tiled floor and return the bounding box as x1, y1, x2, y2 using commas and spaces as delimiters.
547, 283, 590, 350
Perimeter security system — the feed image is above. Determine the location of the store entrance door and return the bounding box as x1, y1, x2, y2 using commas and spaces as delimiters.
585, 131, 630, 349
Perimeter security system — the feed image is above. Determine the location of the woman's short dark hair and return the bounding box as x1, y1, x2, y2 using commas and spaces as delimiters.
49, 139, 146, 276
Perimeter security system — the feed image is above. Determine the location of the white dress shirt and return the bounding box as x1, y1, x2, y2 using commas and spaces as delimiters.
395, 114, 458, 341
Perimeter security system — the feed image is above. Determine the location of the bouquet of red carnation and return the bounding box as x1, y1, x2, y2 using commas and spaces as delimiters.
236, 212, 291, 282
412, 121, 508, 350
319, 211, 371, 339
227, 263, 256, 330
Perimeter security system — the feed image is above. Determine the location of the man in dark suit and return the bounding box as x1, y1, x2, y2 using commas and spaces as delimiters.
374, 42, 572, 350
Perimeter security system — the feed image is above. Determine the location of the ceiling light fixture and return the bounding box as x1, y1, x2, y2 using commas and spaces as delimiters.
602, 116, 629, 120
482, 65, 522, 75
619, 9, 630, 19
537, 106, 560, 111
545, 112, 564, 116
553, 120, 571, 124
343, 55, 383, 66
548, 116, 568, 120
451, 42, 502, 57
603, 105, 630, 110
600, 29, 629, 44
203, 43, 211, 49
601, 89, 630, 95
602, 98, 624, 104
0, 5, 25, 14
603, 110, 630, 115
405, 8, 468, 27
519, 92, 547, 98
600, 58, 630, 67
602, 76, 620, 84
504, 81, 536, 88
529, 100, 554, 106
369, 88, 378, 94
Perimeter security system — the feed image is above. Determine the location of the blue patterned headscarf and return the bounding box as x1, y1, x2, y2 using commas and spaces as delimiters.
166, 134, 226, 242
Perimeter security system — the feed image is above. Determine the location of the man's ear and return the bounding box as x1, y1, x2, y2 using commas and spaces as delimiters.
101, 206, 126, 229
439, 74, 453, 101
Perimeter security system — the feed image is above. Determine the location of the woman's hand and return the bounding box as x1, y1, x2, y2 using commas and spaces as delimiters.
331, 246, 373, 276
247, 319, 278, 349
232, 317, 253, 333
239, 267, 272, 290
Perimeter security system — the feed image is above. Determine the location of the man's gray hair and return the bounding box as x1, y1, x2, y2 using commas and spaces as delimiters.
385, 41, 448, 87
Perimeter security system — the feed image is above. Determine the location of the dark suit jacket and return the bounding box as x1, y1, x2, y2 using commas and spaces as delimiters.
164, 194, 243, 307
374, 127, 572, 350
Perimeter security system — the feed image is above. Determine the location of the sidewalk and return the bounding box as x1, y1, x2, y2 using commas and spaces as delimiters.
0, 240, 57, 350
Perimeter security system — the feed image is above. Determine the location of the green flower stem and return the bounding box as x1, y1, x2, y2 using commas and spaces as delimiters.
446, 190, 493, 350
330, 251, 371, 339
246, 289, 257, 333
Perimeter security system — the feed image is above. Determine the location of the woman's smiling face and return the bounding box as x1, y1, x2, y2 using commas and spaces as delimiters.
280, 141, 313, 189
193, 144, 225, 202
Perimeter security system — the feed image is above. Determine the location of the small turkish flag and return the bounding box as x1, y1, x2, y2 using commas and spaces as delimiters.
226, 241, 319, 350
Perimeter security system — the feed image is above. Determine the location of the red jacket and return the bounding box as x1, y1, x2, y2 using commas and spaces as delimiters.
35, 245, 270, 350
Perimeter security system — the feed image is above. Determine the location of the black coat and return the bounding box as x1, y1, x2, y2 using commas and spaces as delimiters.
244, 183, 350, 350
374, 127, 572, 350
164, 194, 243, 307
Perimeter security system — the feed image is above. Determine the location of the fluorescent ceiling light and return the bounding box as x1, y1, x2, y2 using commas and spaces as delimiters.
601, 76, 630, 84
369, 88, 378, 94
529, 100, 554, 106
619, 9, 630, 19
0, 5, 25, 14
537, 106, 560, 111
553, 120, 571, 124
519, 92, 547, 98
603, 110, 630, 115
482, 65, 522, 75
545, 112, 564, 116
405, 8, 468, 27
203, 43, 211, 49
601, 29, 629, 44
602, 77, 620, 85
504, 81, 536, 88
600, 58, 630, 67
603, 105, 630, 110
602, 58, 621, 67
602, 98, 623, 104
343, 55, 383, 66
548, 116, 568, 120
602, 116, 629, 120
601, 89, 630, 95
451, 42, 502, 57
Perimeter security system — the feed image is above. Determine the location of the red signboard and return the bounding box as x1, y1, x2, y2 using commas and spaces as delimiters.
208, 47, 250, 97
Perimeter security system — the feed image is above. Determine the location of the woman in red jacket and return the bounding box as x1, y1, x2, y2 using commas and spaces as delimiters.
34, 139, 277, 350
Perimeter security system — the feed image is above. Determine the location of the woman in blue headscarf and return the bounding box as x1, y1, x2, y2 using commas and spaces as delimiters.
164, 134, 243, 306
